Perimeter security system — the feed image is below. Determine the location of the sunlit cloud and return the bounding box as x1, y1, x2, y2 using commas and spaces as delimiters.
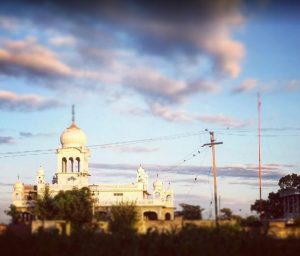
232, 78, 257, 93
134, 103, 249, 127
0, 90, 62, 111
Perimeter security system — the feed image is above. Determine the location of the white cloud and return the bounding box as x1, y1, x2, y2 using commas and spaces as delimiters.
0, 90, 61, 111
132, 103, 249, 127
0, 37, 72, 77
232, 78, 257, 93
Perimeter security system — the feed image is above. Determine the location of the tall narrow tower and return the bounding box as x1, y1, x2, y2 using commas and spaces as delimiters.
54, 106, 90, 189
258, 93, 262, 200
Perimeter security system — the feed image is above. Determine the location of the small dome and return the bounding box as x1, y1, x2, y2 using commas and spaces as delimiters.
60, 122, 87, 148
14, 180, 24, 190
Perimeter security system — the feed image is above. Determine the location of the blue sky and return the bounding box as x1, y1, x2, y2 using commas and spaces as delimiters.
1, 0, 300, 223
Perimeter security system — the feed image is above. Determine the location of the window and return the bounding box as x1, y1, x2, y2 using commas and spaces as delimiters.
62, 158, 67, 172
69, 158, 74, 172
114, 193, 123, 196
75, 157, 80, 172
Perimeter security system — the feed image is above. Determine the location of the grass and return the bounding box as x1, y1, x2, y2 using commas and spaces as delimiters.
1, 225, 300, 256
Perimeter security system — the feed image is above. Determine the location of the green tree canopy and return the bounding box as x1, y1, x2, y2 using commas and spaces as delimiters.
179, 203, 204, 220
109, 202, 138, 234
5, 204, 21, 224
35, 186, 56, 220
35, 187, 93, 226
220, 208, 233, 220
278, 173, 300, 190
251, 191, 283, 219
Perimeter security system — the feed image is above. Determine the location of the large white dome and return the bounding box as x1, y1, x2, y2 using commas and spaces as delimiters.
60, 122, 87, 148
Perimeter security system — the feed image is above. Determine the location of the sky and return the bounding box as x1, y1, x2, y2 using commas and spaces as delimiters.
1, 0, 300, 223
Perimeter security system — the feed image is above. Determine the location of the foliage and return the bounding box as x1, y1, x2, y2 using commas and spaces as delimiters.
5, 205, 21, 224
2, 226, 300, 256
240, 215, 262, 227
251, 191, 283, 219
179, 203, 204, 220
220, 208, 233, 220
278, 173, 300, 191
34, 186, 56, 220
35, 187, 93, 228
53, 187, 93, 225
109, 202, 138, 234
95, 211, 109, 221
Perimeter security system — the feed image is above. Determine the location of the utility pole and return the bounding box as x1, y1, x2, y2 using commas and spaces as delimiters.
219, 195, 221, 216
202, 131, 223, 228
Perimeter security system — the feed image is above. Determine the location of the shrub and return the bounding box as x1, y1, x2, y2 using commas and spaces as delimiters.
109, 202, 138, 234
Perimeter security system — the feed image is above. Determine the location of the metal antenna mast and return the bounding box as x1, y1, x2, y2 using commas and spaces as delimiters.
202, 131, 223, 228
258, 93, 262, 201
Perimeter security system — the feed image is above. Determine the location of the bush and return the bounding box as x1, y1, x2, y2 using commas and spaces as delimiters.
240, 216, 262, 227
109, 202, 138, 234
179, 203, 204, 220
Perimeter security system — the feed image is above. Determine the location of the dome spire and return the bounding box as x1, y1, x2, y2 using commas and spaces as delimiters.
72, 104, 75, 124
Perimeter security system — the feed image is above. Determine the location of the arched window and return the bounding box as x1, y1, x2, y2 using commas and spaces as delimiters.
62, 158, 67, 173
143, 211, 158, 220
165, 213, 171, 220
166, 195, 172, 201
75, 157, 80, 172
69, 158, 74, 172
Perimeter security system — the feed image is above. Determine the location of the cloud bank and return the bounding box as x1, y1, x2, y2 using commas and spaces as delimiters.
0, 0, 247, 119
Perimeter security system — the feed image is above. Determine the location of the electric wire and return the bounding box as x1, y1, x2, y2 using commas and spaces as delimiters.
0, 130, 208, 158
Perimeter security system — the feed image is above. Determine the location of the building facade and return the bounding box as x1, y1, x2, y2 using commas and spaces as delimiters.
12, 115, 174, 221
280, 189, 300, 219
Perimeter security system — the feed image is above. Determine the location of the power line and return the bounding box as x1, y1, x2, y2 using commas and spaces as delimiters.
0, 130, 208, 158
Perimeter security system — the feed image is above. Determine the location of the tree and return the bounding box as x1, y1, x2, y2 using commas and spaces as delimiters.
251, 192, 283, 219
5, 204, 21, 224
34, 187, 93, 228
179, 203, 204, 220
250, 173, 300, 219
34, 186, 56, 220
53, 187, 93, 226
220, 208, 232, 220
278, 173, 300, 190
109, 202, 138, 234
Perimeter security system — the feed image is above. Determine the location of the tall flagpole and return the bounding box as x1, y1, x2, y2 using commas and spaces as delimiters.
258, 93, 262, 201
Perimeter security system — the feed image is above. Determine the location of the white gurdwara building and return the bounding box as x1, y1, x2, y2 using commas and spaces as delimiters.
12, 114, 174, 221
